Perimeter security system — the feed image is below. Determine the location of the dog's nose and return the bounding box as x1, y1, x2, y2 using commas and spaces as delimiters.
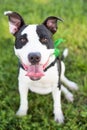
28, 52, 41, 64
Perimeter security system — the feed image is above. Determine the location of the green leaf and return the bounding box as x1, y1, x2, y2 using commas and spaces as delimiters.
54, 38, 65, 57
54, 38, 65, 48
54, 49, 60, 57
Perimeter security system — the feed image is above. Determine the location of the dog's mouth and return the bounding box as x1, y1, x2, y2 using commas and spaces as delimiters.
25, 64, 44, 80
22, 59, 49, 81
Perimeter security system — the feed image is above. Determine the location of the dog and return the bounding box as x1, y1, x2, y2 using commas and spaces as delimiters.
4, 11, 78, 123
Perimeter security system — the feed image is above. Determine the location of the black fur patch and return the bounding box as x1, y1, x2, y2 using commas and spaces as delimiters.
36, 25, 54, 49
15, 25, 28, 49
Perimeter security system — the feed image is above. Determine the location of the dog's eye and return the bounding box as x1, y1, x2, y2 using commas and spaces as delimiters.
20, 38, 28, 43
40, 38, 48, 43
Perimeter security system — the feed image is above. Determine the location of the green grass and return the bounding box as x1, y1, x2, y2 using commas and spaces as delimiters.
0, 0, 87, 129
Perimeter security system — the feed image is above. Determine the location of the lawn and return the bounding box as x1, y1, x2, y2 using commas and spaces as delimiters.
0, 0, 87, 129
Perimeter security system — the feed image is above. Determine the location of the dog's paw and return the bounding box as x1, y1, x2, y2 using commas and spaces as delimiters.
68, 81, 79, 91
71, 82, 78, 90
54, 111, 64, 123
70, 82, 79, 91
16, 109, 27, 116
65, 92, 74, 102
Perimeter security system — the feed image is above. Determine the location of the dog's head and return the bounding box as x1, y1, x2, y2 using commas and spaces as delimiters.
4, 11, 63, 80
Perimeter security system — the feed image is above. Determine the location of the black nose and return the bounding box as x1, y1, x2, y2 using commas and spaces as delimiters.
28, 52, 41, 64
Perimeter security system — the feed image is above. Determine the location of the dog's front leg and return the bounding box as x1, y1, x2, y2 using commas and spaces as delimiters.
52, 87, 64, 123
16, 81, 29, 116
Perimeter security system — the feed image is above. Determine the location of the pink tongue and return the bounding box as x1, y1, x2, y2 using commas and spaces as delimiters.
26, 65, 44, 78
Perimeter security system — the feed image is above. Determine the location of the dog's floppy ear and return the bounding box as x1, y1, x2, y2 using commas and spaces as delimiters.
4, 11, 25, 35
43, 16, 63, 34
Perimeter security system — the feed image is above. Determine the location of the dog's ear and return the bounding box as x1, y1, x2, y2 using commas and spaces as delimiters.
43, 16, 63, 34
4, 11, 25, 35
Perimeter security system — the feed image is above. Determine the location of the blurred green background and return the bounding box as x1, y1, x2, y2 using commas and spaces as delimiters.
0, 0, 87, 130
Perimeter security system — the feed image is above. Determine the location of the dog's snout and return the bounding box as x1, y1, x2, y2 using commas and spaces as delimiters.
28, 52, 41, 64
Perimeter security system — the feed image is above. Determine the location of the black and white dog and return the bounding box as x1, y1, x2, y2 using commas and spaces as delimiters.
4, 11, 78, 123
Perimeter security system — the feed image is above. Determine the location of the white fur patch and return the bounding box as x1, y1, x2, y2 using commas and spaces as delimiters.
4, 11, 12, 16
